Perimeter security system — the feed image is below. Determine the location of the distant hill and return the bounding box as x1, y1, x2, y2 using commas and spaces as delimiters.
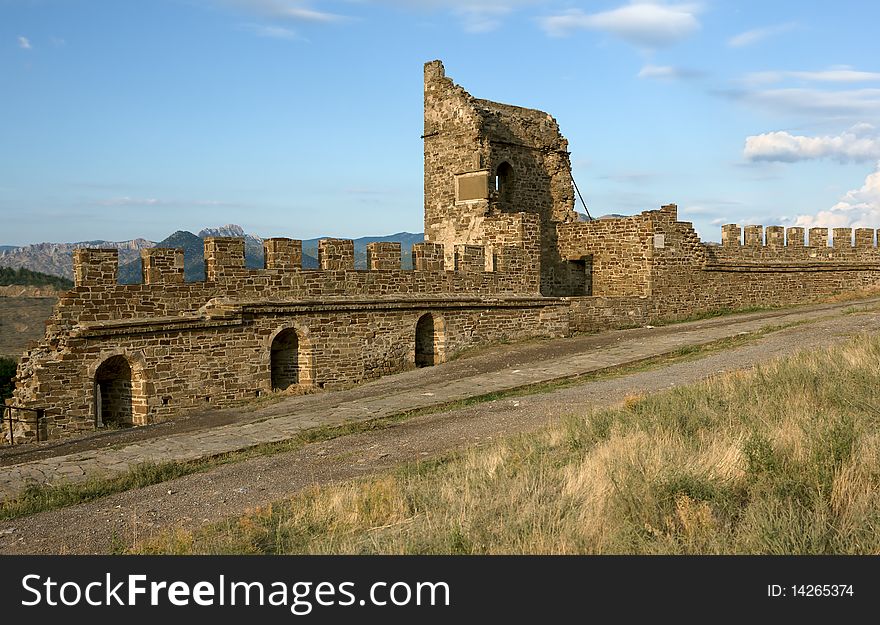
0, 266, 73, 289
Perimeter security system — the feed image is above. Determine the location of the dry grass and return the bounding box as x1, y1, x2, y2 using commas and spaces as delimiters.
135, 332, 880, 555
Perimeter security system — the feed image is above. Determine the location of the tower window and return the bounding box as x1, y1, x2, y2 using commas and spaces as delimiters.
495, 162, 514, 200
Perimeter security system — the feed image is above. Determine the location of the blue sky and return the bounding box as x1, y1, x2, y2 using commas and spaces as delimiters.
2, 0, 879, 246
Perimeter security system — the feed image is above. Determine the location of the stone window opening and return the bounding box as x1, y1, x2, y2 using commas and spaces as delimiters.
94, 355, 134, 429
494, 162, 514, 202
415, 312, 445, 367
572, 255, 593, 296
271, 328, 301, 390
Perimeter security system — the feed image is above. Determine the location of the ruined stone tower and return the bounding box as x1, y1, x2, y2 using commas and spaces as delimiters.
422, 60, 582, 295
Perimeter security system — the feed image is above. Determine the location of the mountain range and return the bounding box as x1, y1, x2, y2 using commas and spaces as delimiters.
0, 225, 424, 283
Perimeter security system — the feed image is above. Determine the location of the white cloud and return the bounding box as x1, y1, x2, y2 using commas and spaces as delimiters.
727, 22, 796, 48
637, 63, 702, 80
539, 2, 702, 47
18, 36, 32, 50
789, 162, 880, 228
744, 125, 880, 163
638, 64, 676, 78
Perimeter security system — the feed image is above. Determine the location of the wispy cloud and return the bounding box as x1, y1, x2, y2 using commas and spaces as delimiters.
539, 2, 703, 47
744, 124, 880, 163
97, 196, 236, 208
99, 197, 164, 207
239, 23, 302, 39
387, 0, 537, 34
741, 88, 880, 118
451, 4, 514, 34
728, 22, 796, 48
637, 64, 703, 80
788, 162, 880, 228
744, 66, 880, 85
50, 36, 66, 47
343, 187, 396, 195
599, 171, 658, 183
220, 0, 350, 23
18, 36, 32, 50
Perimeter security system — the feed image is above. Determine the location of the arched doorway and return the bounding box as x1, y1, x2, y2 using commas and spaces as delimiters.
94, 355, 133, 428
271, 328, 301, 390
415, 313, 445, 367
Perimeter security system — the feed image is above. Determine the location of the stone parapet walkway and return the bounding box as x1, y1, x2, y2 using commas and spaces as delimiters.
1, 297, 877, 502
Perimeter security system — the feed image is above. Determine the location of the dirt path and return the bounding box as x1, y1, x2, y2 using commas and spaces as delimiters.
1, 301, 878, 554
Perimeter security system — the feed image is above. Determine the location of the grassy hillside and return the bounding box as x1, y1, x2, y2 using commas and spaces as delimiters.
138, 333, 880, 555
0, 266, 73, 289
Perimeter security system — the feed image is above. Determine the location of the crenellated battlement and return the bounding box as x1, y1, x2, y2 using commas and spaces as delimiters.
70, 236, 537, 290
719, 224, 879, 250
709, 224, 880, 268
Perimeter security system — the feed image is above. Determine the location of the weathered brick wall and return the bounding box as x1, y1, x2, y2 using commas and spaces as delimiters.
11, 235, 564, 441
567, 296, 651, 333
659, 222, 880, 318
557, 213, 654, 297
562, 204, 880, 329
13, 298, 568, 440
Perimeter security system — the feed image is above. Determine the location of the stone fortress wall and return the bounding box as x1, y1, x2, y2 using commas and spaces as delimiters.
8, 59, 880, 442
11, 232, 567, 440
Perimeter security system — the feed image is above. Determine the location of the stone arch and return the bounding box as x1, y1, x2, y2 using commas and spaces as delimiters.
90, 350, 148, 428
414, 312, 446, 367
268, 323, 314, 390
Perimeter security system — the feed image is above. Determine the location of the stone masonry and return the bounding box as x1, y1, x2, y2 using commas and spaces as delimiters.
8, 59, 880, 442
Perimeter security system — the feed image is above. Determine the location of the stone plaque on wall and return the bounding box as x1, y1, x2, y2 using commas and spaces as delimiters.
455, 171, 489, 202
